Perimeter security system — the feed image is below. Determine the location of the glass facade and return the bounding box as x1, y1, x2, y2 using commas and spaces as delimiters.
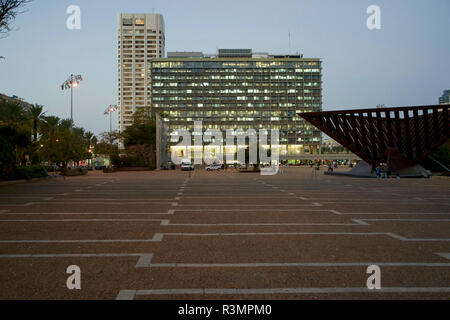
150, 57, 323, 159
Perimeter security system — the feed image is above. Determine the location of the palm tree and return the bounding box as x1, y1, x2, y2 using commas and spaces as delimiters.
84, 131, 95, 147
0, 99, 31, 166
0, 100, 27, 130
28, 104, 46, 142
41, 116, 60, 137
59, 118, 73, 130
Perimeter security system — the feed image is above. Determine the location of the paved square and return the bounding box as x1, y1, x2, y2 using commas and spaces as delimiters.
0, 168, 449, 299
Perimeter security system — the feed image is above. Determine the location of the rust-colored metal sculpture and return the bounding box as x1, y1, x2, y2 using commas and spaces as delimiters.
299, 105, 449, 171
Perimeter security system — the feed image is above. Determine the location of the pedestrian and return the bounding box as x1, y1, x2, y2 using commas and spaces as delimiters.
381, 166, 387, 179
376, 166, 381, 178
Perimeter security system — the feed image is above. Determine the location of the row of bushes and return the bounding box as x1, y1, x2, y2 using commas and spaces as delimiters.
112, 155, 152, 168
66, 168, 89, 176
0, 165, 48, 181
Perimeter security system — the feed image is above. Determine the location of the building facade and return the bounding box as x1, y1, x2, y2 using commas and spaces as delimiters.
149, 50, 323, 164
439, 90, 450, 105
0, 93, 32, 109
117, 13, 165, 132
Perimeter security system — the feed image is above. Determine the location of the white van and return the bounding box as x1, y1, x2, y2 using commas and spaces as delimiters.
181, 160, 194, 171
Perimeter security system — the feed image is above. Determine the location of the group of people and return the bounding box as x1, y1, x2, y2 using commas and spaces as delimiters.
375, 165, 400, 179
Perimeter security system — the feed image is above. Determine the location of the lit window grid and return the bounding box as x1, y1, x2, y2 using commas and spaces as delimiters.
150, 59, 322, 155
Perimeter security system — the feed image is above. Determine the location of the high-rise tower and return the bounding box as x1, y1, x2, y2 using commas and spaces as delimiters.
117, 13, 165, 132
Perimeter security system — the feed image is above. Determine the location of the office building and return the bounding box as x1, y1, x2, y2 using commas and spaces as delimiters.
150, 49, 323, 163
439, 90, 450, 105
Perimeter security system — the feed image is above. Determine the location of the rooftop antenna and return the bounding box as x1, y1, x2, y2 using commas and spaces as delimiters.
288, 31, 291, 55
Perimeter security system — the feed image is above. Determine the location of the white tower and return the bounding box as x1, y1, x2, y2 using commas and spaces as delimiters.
118, 13, 165, 132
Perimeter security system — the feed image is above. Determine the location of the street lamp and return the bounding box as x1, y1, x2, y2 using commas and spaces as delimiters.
104, 105, 117, 167
61, 74, 83, 125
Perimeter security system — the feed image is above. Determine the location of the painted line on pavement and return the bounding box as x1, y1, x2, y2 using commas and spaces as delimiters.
329, 210, 450, 215
436, 253, 450, 260
0, 253, 153, 267
167, 209, 321, 213
2, 201, 174, 207
0, 234, 163, 244
0, 219, 167, 222
117, 287, 450, 299
0, 212, 175, 215
1, 230, 449, 244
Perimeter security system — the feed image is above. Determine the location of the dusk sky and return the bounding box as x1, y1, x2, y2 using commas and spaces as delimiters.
0, 0, 449, 135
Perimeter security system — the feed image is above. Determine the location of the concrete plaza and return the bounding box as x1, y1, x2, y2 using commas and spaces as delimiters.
0, 167, 449, 299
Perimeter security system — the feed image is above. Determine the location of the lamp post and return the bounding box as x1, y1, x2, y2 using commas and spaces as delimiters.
61, 74, 83, 125
104, 105, 117, 167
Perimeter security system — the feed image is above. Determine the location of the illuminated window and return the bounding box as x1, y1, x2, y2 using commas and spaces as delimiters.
135, 19, 145, 26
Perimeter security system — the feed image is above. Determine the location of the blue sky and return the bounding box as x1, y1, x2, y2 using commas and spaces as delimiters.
0, 0, 449, 135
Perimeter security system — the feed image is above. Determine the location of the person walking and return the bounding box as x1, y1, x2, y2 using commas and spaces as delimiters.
381, 166, 387, 179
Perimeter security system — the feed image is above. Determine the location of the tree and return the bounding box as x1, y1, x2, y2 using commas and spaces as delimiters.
99, 130, 120, 146
0, 98, 27, 129
94, 141, 117, 157
28, 104, 45, 142
121, 106, 157, 147
116, 107, 158, 168
39, 117, 91, 175
0, 99, 31, 167
0, 0, 31, 38
84, 131, 96, 161
121, 122, 156, 147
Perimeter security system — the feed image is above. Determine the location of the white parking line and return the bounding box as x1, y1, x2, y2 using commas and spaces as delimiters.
0, 219, 166, 222
0, 234, 163, 244
116, 290, 137, 300
148, 261, 450, 268
175, 195, 294, 197
56, 198, 177, 201
320, 201, 450, 205
117, 287, 450, 299
6, 218, 438, 227
436, 253, 450, 260
5, 201, 173, 206
171, 208, 323, 212
0, 253, 153, 267
329, 210, 450, 215
0, 212, 175, 215
181, 203, 321, 206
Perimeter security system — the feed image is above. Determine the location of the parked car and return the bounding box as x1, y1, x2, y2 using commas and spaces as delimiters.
181, 160, 194, 171
206, 163, 221, 171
